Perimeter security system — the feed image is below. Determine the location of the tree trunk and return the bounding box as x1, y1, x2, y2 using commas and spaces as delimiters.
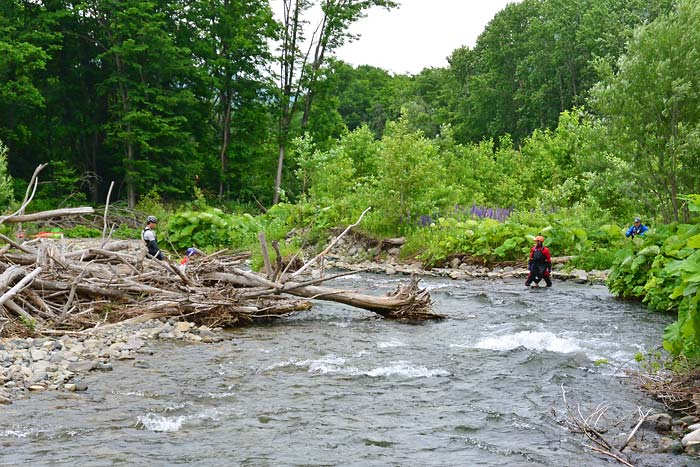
273, 142, 286, 205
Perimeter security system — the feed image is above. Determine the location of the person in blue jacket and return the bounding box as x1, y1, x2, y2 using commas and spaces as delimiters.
625, 217, 649, 239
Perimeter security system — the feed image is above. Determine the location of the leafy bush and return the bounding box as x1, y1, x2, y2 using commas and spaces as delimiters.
608, 195, 700, 358
166, 208, 262, 250
112, 224, 140, 240
401, 208, 625, 268
64, 225, 101, 238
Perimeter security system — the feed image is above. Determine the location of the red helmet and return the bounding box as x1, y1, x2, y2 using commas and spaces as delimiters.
534, 235, 545, 242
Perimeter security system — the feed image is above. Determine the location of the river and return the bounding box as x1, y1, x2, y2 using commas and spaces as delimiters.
0, 274, 686, 466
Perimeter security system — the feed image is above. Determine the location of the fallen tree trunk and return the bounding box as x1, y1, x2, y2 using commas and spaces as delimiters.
0, 207, 95, 224
203, 271, 441, 320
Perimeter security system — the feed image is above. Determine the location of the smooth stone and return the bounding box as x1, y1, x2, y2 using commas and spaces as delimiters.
682, 427, 700, 446
643, 413, 672, 432
175, 322, 192, 333
73, 381, 88, 392
66, 360, 98, 372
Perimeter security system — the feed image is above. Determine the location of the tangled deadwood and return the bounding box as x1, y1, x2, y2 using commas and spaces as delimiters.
560, 384, 651, 467
0, 204, 441, 337
636, 370, 700, 416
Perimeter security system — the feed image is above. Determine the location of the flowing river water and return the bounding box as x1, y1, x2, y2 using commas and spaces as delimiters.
0, 274, 689, 466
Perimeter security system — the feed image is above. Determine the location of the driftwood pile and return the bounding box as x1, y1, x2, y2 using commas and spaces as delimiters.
0, 197, 440, 337
637, 370, 700, 416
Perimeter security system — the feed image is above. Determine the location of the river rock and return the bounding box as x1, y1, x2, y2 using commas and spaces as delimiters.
655, 436, 684, 454
30, 349, 47, 361
27, 371, 48, 385
66, 360, 98, 372
643, 413, 672, 432
682, 427, 700, 446
385, 266, 397, 276
686, 443, 700, 455
72, 380, 88, 392
571, 269, 588, 284
28, 384, 46, 392
175, 322, 193, 333
678, 415, 700, 427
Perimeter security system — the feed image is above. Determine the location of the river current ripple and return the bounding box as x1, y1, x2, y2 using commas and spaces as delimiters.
0, 275, 686, 466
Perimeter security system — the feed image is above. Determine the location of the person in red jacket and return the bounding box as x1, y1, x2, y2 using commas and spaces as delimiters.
525, 235, 552, 287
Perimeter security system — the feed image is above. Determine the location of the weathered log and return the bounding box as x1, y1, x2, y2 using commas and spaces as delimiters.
203, 270, 441, 320
32, 278, 130, 300
382, 237, 406, 247
0, 267, 43, 307
0, 207, 95, 224
64, 240, 132, 259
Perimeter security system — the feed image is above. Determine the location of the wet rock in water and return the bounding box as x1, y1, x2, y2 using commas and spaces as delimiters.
571, 269, 588, 284
72, 380, 88, 392
449, 270, 466, 280
643, 413, 673, 432
385, 266, 397, 276
97, 362, 113, 371
28, 384, 46, 392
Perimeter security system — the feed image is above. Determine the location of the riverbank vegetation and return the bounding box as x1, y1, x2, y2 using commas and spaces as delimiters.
1, 0, 700, 371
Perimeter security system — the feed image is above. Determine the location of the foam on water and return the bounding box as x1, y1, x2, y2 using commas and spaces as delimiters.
137, 413, 187, 432
474, 331, 582, 354
377, 338, 406, 349
364, 362, 451, 378
264, 355, 449, 378
137, 408, 224, 433
0, 428, 33, 438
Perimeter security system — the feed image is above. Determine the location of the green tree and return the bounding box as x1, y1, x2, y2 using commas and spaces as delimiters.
0, 141, 14, 210
184, 0, 277, 199
85, 0, 204, 206
591, 0, 700, 222
447, 0, 675, 145
273, 0, 398, 204
0, 1, 57, 158
372, 117, 448, 228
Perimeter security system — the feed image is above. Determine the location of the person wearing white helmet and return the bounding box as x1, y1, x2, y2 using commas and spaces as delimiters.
142, 215, 164, 260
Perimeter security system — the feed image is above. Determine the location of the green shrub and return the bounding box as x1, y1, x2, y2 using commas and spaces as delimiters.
64, 225, 101, 238
166, 208, 262, 250
607, 195, 700, 359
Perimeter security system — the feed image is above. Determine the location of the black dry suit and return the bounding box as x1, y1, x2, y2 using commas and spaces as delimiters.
142, 226, 164, 260
526, 245, 552, 287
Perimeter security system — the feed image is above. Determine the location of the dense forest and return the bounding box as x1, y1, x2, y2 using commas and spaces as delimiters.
2, 0, 700, 358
